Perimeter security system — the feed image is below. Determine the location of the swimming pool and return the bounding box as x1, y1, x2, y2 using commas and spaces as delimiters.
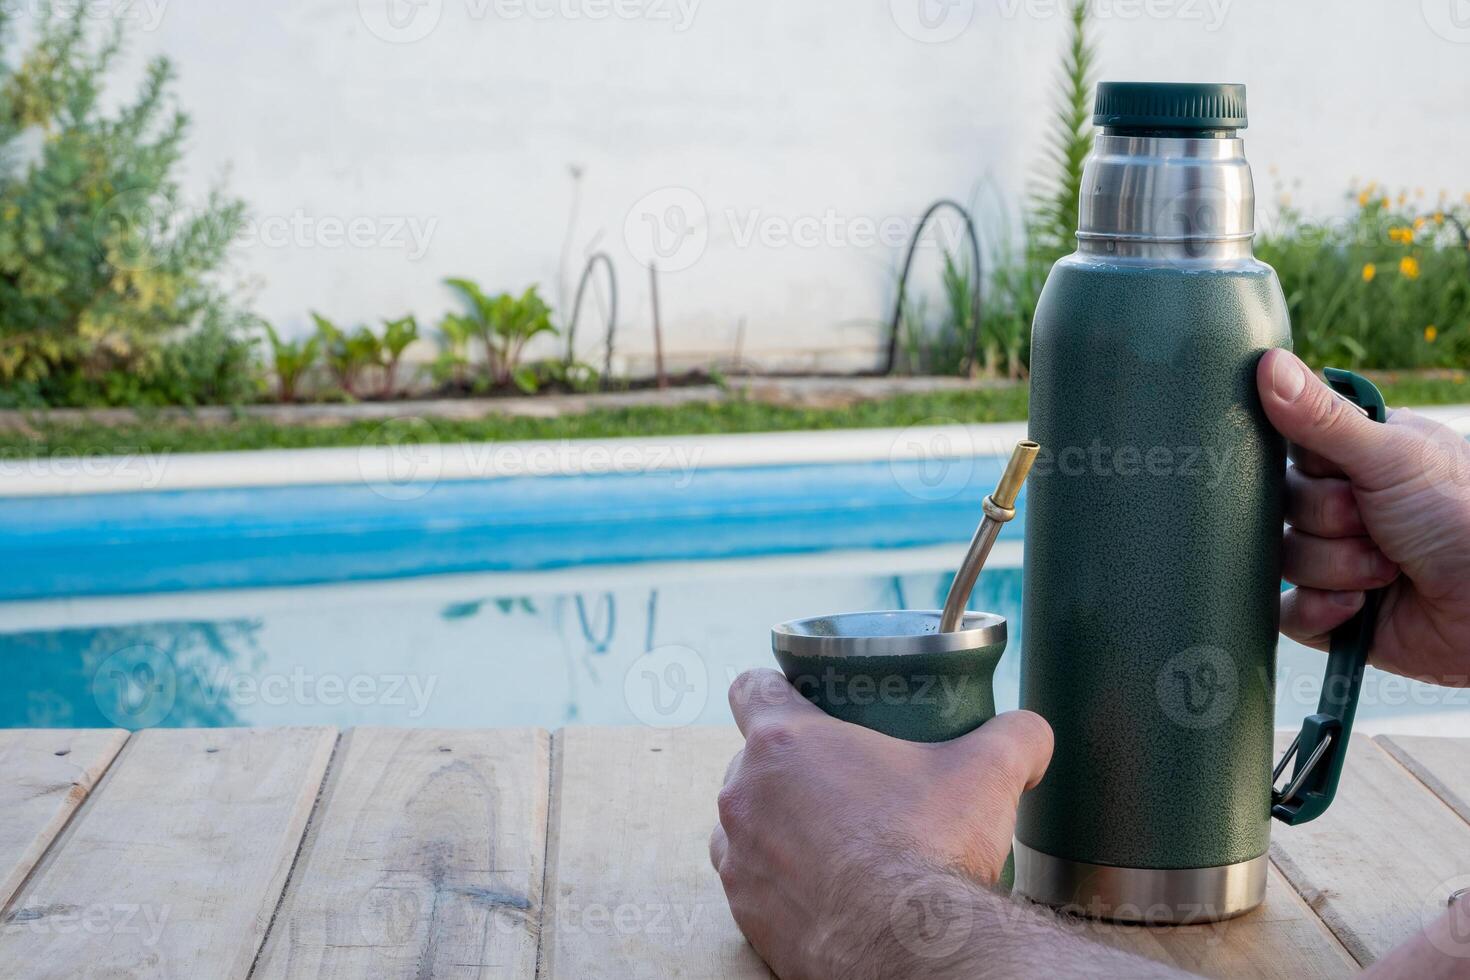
4, 425, 1467, 733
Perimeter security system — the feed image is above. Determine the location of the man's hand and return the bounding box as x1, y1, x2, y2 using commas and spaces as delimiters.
1260, 349, 1470, 684
709, 668, 1051, 979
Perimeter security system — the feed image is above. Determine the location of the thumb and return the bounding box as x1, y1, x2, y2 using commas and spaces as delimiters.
1257, 350, 1407, 489
947, 709, 1053, 796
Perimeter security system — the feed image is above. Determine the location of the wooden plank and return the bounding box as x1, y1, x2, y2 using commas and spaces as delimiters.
1375, 735, 1470, 826
539, 726, 773, 980
1087, 863, 1357, 978
0, 730, 130, 909
1268, 733, 1470, 964
0, 727, 336, 980
251, 727, 550, 979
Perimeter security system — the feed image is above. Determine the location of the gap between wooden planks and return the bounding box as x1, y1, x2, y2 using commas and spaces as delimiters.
0, 729, 129, 911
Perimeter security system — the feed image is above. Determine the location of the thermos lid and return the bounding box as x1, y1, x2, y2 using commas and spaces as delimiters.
1093, 82, 1247, 134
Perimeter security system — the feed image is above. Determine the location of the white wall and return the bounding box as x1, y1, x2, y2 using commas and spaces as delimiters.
86, 0, 1470, 371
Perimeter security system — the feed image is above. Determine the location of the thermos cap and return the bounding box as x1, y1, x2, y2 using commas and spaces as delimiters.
1093, 82, 1247, 135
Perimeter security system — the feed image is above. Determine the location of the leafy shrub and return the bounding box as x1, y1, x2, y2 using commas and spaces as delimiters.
443, 279, 557, 390
262, 323, 318, 403
1259, 189, 1470, 369
379, 315, 419, 396
311, 313, 382, 399
432, 312, 475, 389
0, 6, 254, 406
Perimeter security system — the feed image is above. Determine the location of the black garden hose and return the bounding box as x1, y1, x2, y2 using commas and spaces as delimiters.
564, 252, 618, 383
882, 199, 983, 376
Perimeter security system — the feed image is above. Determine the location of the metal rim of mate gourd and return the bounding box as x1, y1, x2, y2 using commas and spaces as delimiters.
771, 610, 1005, 657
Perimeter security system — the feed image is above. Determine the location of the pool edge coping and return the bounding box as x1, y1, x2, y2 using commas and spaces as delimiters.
3, 405, 1467, 498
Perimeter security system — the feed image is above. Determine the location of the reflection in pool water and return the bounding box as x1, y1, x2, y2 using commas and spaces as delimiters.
3, 545, 1467, 734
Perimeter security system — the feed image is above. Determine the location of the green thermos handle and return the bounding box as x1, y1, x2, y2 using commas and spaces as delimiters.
1271, 368, 1388, 826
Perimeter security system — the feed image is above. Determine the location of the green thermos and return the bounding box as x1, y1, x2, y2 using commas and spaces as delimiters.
1015, 83, 1383, 923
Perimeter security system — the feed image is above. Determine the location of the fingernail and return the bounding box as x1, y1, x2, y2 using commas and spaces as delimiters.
1330, 590, 1365, 610
1271, 353, 1307, 402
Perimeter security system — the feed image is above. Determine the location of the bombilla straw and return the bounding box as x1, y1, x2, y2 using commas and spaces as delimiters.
939, 441, 1040, 633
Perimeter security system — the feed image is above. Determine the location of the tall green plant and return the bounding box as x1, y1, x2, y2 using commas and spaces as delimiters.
443, 279, 556, 390
0, 6, 251, 406
262, 323, 318, 403
433, 312, 475, 389
311, 313, 380, 399
379, 314, 419, 396
1027, 0, 1095, 268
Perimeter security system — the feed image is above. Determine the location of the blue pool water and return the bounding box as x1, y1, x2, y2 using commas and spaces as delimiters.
3, 456, 1467, 733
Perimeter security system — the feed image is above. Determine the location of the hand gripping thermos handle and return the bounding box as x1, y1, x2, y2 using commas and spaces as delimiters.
1271, 368, 1388, 826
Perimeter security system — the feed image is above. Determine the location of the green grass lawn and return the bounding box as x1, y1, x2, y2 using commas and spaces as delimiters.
2, 373, 1466, 458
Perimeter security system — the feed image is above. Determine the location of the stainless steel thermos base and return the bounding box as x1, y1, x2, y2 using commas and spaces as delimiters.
1012, 841, 1268, 923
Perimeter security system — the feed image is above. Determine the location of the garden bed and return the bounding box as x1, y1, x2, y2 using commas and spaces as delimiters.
1, 371, 1464, 459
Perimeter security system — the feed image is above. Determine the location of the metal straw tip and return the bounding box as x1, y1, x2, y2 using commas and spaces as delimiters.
993, 441, 1041, 511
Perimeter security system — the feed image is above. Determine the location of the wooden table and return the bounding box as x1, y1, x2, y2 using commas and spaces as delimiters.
1, 727, 1467, 978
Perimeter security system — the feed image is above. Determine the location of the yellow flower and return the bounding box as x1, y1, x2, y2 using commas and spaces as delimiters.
1400, 256, 1420, 279
1362, 263, 1377, 282
1397, 192, 1407, 207
1389, 226, 1413, 244
1435, 212, 1446, 225
1414, 217, 1426, 230
1357, 190, 1371, 208
1424, 325, 1438, 344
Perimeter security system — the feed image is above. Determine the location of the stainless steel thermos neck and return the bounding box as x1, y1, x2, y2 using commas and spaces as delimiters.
1076, 133, 1255, 262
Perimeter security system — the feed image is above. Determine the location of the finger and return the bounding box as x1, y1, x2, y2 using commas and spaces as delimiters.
722, 748, 744, 787
727, 668, 823, 738
947, 709, 1054, 794
1280, 587, 1365, 650
708, 823, 728, 872
1258, 350, 1411, 490
1285, 467, 1366, 538
1282, 528, 1399, 591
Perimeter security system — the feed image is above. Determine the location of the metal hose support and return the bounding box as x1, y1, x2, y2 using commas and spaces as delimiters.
883, 199, 983, 376
564, 252, 618, 381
